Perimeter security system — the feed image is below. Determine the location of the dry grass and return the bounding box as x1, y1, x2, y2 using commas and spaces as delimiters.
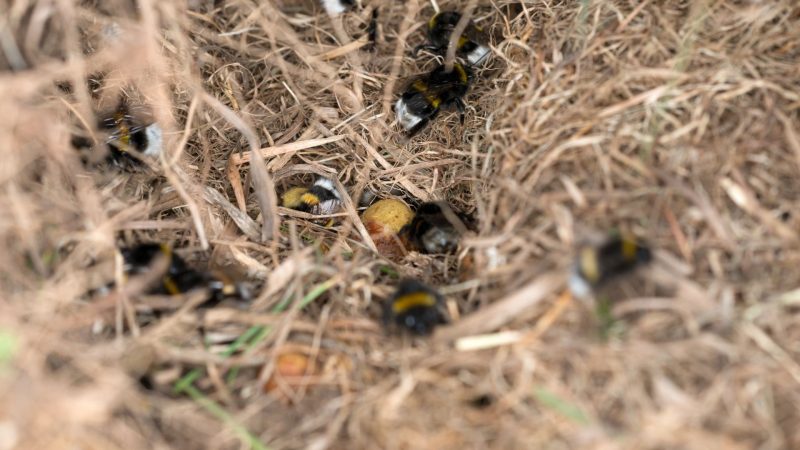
1, 0, 799, 449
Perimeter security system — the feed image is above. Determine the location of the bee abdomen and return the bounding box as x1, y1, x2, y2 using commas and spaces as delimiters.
385, 279, 447, 335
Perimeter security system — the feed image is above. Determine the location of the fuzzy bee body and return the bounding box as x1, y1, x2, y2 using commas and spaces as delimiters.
281, 178, 342, 215
72, 104, 163, 169
121, 243, 248, 306
384, 279, 448, 335
101, 108, 163, 168
569, 234, 652, 298
320, 0, 354, 16
401, 201, 464, 254
417, 11, 490, 66
395, 63, 472, 135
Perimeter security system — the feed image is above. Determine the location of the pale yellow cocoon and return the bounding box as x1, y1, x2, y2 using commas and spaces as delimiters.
361, 199, 414, 234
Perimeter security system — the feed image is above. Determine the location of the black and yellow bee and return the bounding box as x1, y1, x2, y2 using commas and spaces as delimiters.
101, 106, 163, 168
71, 102, 163, 169
121, 243, 249, 306
395, 63, 473, 135
400, 201, 466, 254
569, 234, 652, 298
384, 278, 448, 335
415, 11, 490, 66
281, 177, 342, 215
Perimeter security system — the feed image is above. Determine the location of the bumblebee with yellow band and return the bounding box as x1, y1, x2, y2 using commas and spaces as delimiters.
100, 103, 163, 169
281, 178, 342, 215
121, 243, 249, 307
569, 233, 652, 298
415, 11, 491, 66
71, 101, 163, 170
395, 63, 473, 136
384, 279, 448, 335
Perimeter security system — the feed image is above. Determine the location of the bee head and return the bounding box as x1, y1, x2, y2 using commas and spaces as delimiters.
417, 202, 443, 216
430, 11, 461, 32
121, 243, 171, 272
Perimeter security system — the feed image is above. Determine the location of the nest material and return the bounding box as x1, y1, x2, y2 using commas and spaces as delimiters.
1, 0, 799, 449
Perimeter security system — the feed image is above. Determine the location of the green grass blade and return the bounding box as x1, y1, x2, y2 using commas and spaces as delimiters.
0, 329, 18, 367
181, 384, 270, 450
533, 387, 591, 425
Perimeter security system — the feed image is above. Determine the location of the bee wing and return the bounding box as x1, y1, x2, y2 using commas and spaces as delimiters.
425, 78, 468, 98
105, 121, 149, 144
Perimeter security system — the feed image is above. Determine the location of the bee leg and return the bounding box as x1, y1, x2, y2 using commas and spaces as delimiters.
456, 98, 466, 124
365, 8, 379, 49
412, 44, 439, 58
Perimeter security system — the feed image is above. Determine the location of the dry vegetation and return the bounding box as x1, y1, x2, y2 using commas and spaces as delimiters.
1, 0, 800, 448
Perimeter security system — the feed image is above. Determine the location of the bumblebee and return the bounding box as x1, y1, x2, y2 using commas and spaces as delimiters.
415, 11, 490, 66
395, 62, 473, 136
569, 234, 652, 298
101, 106, 163, 168
384, 278, 448, 335
400, 201, 465, 254
281, 177, 342, 215
121, 243, 249, 306
320, 0, 354, 16
72, 103, 163, 169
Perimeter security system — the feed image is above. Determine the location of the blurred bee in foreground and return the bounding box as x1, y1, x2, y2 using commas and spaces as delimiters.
395, 62, 473, 136
401, 201, 467, 254
415, 11, 490, 66
281, 177, 342, 215
72, 102, 163, 170
569, 234, 652, 298
101, 106, 163, 168
121, 243, 249, 306
384, 279, 448, 335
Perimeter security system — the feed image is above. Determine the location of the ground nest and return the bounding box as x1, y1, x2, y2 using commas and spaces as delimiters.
1, 0, 799, 449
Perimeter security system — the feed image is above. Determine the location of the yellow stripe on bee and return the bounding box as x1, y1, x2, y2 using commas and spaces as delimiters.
115, 111, 131, 149
579, 247, 600, 283
454, 64, 468, 84
457, 36, 469, 49
621, 237, 638, 261
300, 192, 320, 206
159, 244, 172, 259
162, 276, 181, 295
282, 187, 309, 209
428, 14, 438, 30
411, 79, 443, 107
392, 291, 437, 314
